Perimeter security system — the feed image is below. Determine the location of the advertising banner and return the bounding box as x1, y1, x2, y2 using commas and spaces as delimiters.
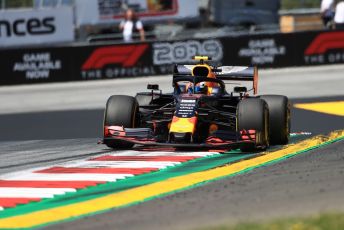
0, 47, 73, 85
221, 30, 344, 67
0, 8, 74, 47
77, 38, 223, 80
301, 31, 344, 65
0, 30, 344, 85
77, 43, 155, 80
219, 33, 295, 67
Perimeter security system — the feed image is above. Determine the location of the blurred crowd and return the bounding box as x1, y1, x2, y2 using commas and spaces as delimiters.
321, 0, 344, 29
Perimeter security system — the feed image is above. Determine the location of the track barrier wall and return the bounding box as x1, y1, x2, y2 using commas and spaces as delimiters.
1, 30, 344, 85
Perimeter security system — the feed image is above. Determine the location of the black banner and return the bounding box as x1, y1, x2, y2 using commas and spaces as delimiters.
0, 47, 73, 85
1, 30, 344, 85
221, 30, 344, 67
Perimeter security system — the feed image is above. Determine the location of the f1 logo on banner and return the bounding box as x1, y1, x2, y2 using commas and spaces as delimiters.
304, 31, 344, 64
81, 44, 152, 79
82, 44, 148, 70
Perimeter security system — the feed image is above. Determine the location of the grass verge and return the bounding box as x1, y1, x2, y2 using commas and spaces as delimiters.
199, 212, 344, 230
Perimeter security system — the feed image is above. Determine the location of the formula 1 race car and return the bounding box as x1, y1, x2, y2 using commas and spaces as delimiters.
102, 56, 290, 151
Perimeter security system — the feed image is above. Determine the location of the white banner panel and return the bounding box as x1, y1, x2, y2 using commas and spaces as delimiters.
75, 0, 199, 26
0, 8, 74, 47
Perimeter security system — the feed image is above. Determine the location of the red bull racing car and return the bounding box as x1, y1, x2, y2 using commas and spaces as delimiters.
102, 56, 290, 151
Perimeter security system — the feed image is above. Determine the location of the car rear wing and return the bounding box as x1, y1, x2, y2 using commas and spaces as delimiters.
173, 65, 259, 95
173, 65, 194, 75
216, 66, 258, 95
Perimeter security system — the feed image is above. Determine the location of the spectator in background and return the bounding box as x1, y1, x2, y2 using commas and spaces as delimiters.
334, 0, 344, 29
119, 8, 145, 42
321, 0, 335, 28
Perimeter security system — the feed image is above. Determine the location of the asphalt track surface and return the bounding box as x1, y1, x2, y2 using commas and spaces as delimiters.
0, 97, 343, 142
46, 139, 344, 230
0, 65, 343, 229
0, 64, 343, 115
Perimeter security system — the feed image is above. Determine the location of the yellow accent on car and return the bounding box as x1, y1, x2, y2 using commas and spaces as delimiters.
193, 56, 210, 61
209, 124, 218, 134
169, 117, 197, 134
192, 64, 212, 77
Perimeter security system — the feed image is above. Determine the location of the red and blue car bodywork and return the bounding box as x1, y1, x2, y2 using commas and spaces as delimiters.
103, 57, 266, 150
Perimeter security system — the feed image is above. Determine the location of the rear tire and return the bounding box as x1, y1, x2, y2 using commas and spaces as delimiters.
103, 95, 138, 149
260, 95, 290, 145
237, 98, 269, 152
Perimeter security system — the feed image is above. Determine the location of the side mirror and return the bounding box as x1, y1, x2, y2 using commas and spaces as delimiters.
234, 86, 247, 93
147, 84, 159, 91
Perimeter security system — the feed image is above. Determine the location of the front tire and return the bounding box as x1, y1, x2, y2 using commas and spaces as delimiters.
103, 95, 138, 149
260, 95, 290, 145
237, 98, 269, 152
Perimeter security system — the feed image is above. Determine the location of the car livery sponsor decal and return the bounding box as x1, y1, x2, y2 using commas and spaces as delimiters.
176, 99, 197, 118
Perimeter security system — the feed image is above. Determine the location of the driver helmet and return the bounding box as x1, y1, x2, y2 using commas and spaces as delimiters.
195, 82, 208, 94
187, 82, 208, 94
187, 82, 220, 95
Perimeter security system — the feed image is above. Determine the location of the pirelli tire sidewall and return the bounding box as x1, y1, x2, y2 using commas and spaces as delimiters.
237, 98, 270, 152
103, 95, 139, 149
260, 95, 290, 145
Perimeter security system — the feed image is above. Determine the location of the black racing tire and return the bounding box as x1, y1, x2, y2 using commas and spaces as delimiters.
260, 95, 290, 145
103, 95, 138, 149
237, 98, 269, 152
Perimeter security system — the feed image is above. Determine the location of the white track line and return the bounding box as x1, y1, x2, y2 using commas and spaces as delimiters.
63, 161, 180, 168
108, 151, 220, 157
0, 207, 3, 211
2, 173, 133, 182
0, 188, 76, 198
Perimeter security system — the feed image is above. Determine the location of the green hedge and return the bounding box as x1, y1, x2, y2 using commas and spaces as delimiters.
282, 0, 322, 9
